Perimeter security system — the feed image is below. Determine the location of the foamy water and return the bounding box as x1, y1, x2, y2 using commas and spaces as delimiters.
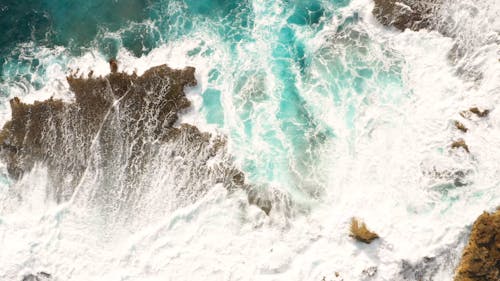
0, 0, 499, 280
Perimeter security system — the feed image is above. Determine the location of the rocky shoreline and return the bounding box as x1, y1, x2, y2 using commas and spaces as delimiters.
371, 2, 498, 280
0, 62, 271, 215
454, 209, 500, 281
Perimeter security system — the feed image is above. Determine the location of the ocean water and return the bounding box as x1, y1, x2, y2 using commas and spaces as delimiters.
0, 0, 499, 280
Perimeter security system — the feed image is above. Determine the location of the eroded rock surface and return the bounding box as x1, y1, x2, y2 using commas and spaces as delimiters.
0, 64, 272, 214
350, 218, 379, 244
372, 0, 441, 31
454, 209, 500, 281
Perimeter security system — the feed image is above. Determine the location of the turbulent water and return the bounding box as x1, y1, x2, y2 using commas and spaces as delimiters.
0, 0, 499, 280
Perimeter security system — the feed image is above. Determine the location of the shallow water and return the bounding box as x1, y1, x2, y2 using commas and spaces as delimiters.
0, 0, 499, 280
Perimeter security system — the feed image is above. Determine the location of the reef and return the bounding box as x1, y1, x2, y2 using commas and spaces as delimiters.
454, 209, 500, 281
0, 61, 271, 214
350, 218, 379, 244
372, 0, 441, 31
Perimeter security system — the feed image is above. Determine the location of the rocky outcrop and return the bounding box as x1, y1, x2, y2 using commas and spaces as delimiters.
460, 107, 490, 119
454, 121, 468, 133
372, 0, 441, 31
350, 218, 379, 244
0, 62, 272, 214
454, 209, 500, 281
451, 139, 469, 153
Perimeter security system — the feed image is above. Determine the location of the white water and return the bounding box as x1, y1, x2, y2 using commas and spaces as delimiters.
1, 0, 500, 280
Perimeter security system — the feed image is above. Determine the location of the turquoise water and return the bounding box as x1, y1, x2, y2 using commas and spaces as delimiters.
0, 0, 406, 202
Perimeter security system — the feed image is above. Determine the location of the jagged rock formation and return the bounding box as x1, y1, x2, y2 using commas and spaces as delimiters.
372, 0, 441, 31
454, 209, 500, 281
454, 121, 468, 133
460, 107, 490, 119
350, 218, 379, 244
451, 139, 469, 153
0, 63, 271, 214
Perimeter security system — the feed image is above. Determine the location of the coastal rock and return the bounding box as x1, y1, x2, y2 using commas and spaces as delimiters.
372, 0, 441, 31
451, 139, 469, 153
454, 209, 500, 281
0, 63, 272, 214
454, 121, 468, 133
350, 218, 379, 244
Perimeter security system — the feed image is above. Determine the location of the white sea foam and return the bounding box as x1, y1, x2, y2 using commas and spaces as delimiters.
1, 0, 499, 280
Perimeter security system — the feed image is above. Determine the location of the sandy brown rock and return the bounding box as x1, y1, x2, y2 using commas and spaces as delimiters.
350, 217, 379, 244
454, 210, 500, 281
469, 107, 490, 118
372, 0, 441, 31
451, 139, 470, 153
0, 64, 272, 214
460, 107, 490, 119
454, 121, 468, 133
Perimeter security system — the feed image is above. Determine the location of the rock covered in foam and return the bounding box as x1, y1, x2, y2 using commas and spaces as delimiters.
0, 63, 272, 214
0, 64, 195, 185
454, 209, 500, 281
372, 0, 441, 31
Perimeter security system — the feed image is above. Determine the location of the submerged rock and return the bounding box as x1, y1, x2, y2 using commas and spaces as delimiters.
398, 229, 468, 281
0, 63, 272, 214
21, 272, 51, 281
350, 218, 379, 244
454, 209, 500, 281
372, 0, 441, 31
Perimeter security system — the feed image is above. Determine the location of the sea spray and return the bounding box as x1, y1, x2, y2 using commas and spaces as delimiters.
0, 0, 499, 280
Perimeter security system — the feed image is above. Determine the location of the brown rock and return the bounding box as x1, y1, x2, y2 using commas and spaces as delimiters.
0, 63, 272, 214
372, 0, 441, 31
454, 121, 468, 133
460, 108, 490, 119
469, 107, 490, 118
451, 139, 470, 153
454, 210, 500, 281
109, 59, 118, 73
350, 218, 379, 244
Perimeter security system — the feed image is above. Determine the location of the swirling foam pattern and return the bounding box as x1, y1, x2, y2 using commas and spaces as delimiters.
0, 0, 499, 280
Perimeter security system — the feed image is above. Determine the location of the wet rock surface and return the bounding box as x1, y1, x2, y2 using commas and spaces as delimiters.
372, 0, 441, 31
350, 218, 379, 244
454, 209, 500, 281
0, 63, 272, 214
397, 232, 467, 281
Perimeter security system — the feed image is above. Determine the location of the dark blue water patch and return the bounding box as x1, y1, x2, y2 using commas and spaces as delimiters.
0, 47, 49, 89
0, 0, 152, 80
42, 0, 150, 46
97, 37, 121, 60
120, 24, 161, 57
0, 1, 53, 51
0, 0, 150, 51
